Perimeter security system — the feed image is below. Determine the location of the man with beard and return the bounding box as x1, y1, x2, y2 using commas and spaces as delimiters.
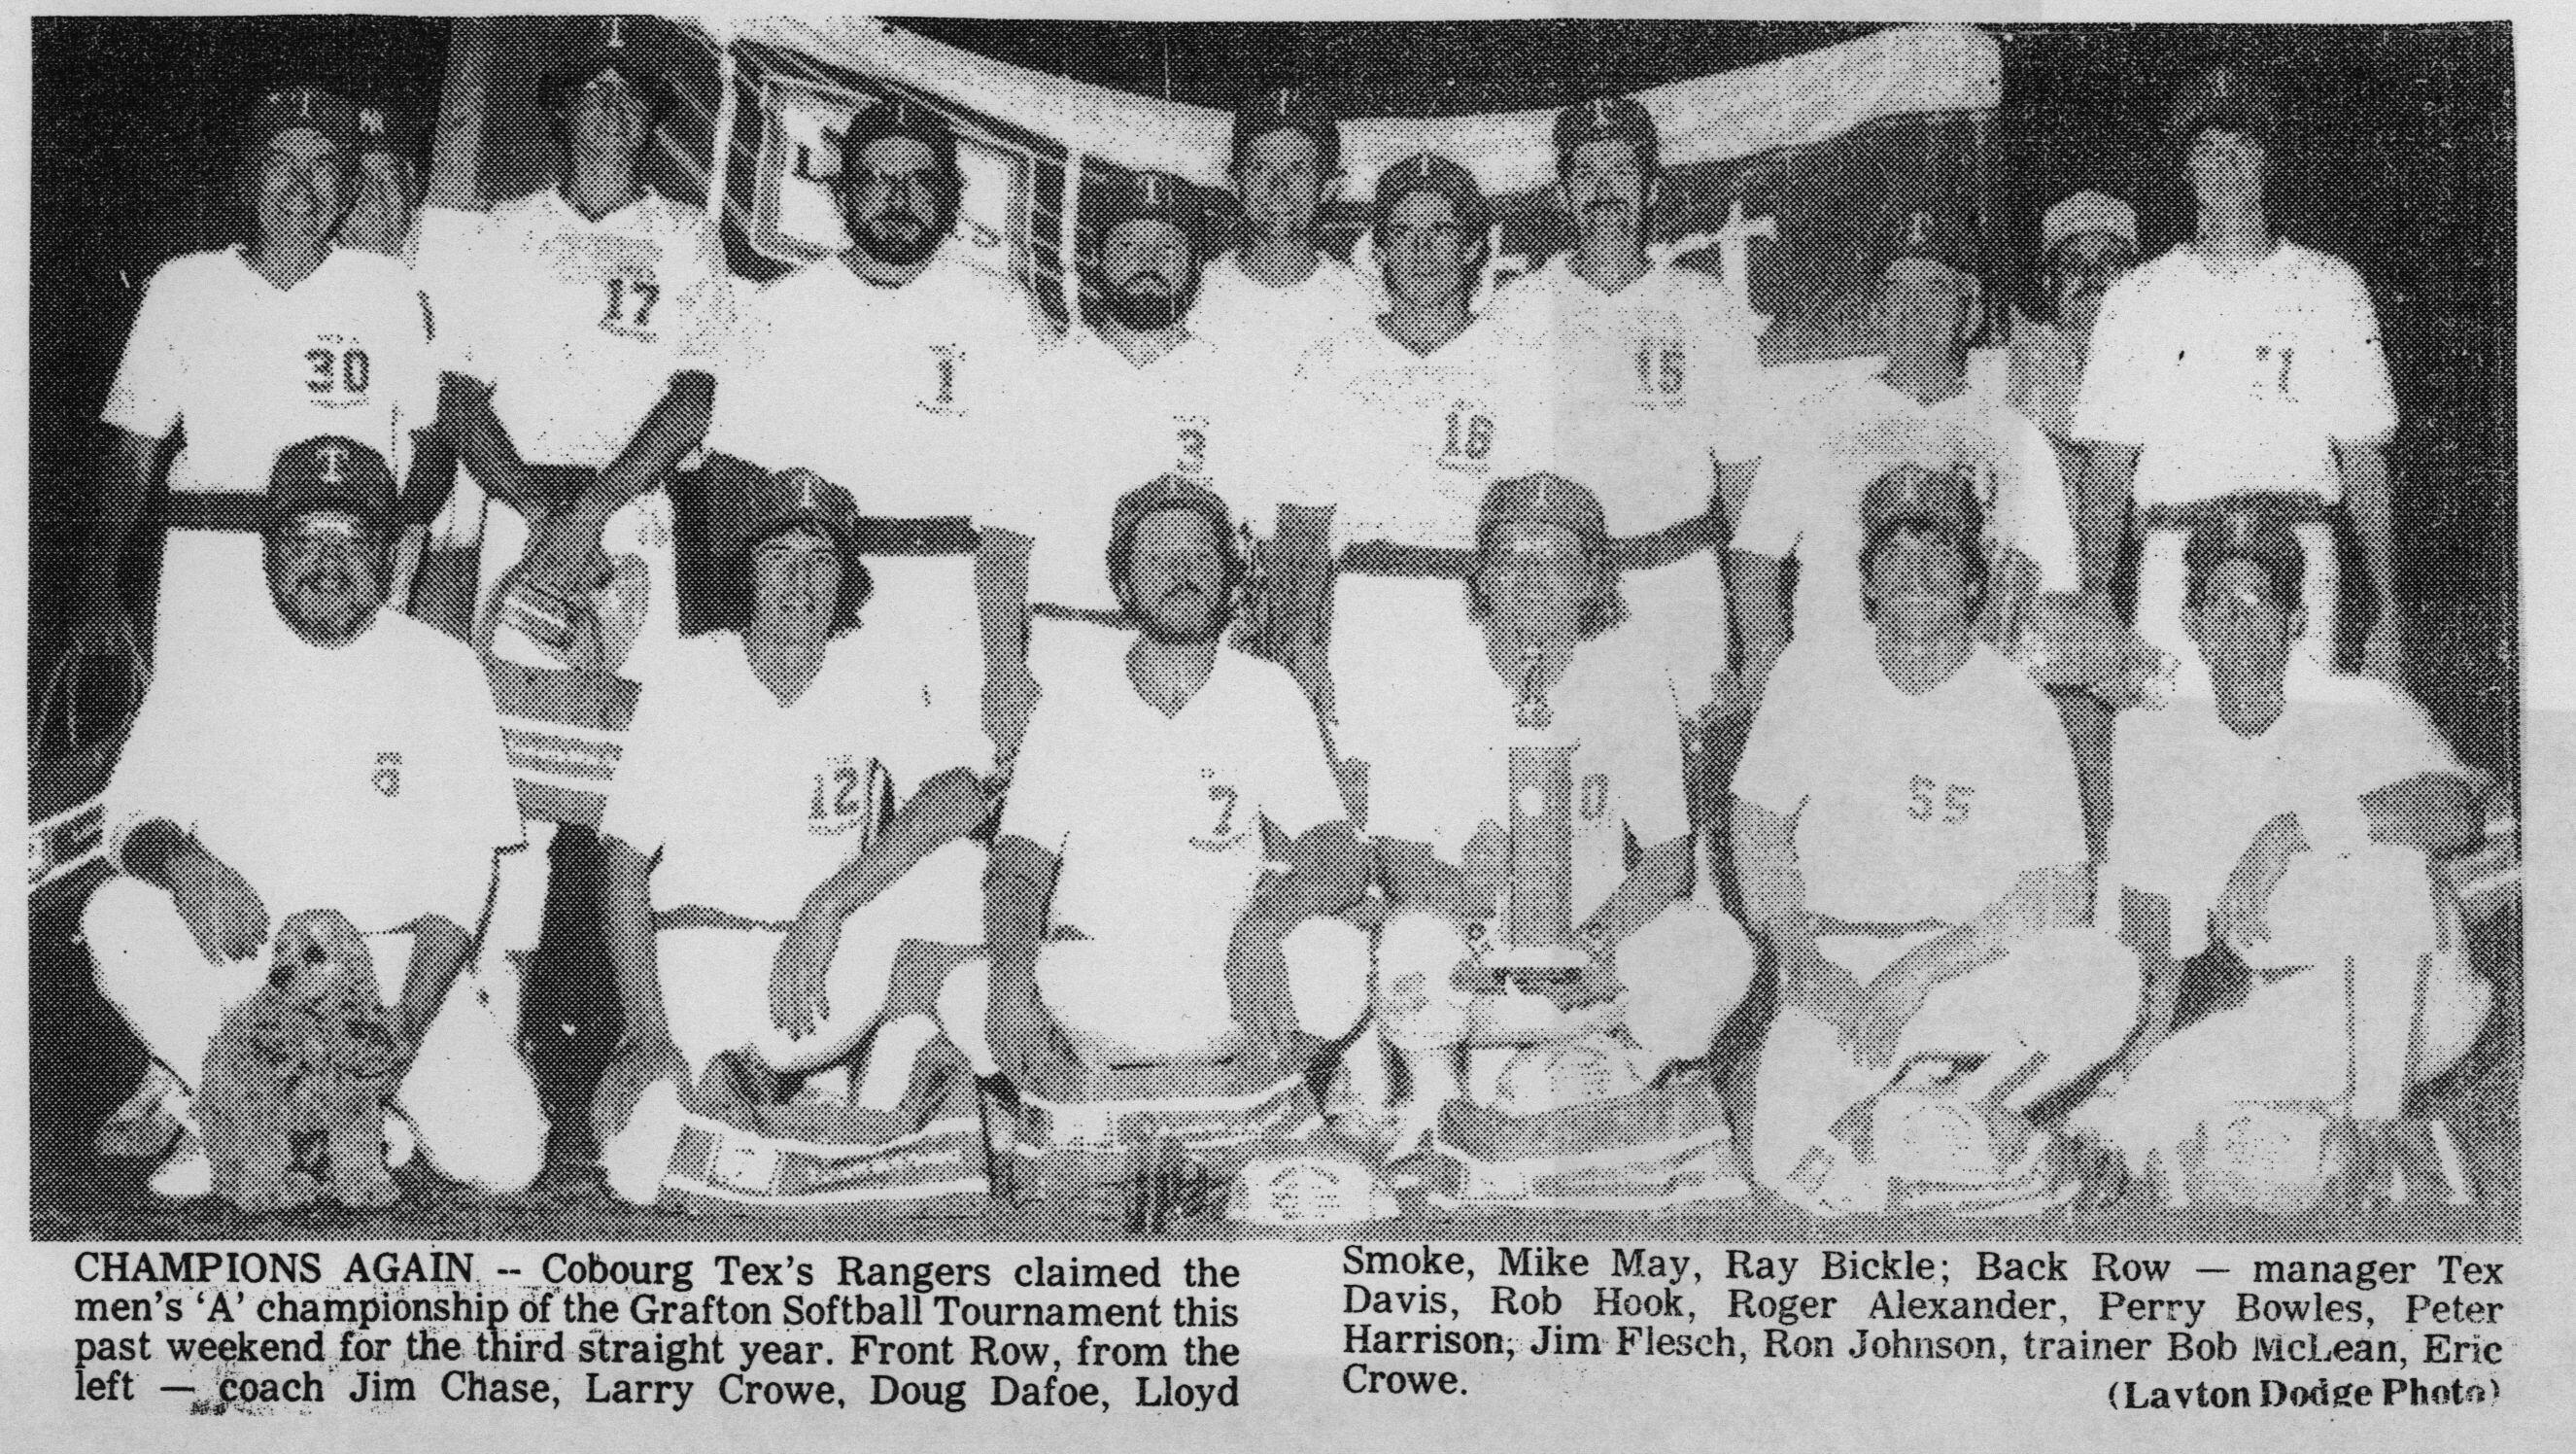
1190, 85, 1380, 379
83, 438, 532, 1198
2009, 190, 2138, 450
80, 87, 439, 672
2071, 506, 2490, 1185
1732, 467, 2137, 1216
435, 39, 730, 679
1349, 473, 1756, 1157
941, 477, 1370, 1104
593, 467, 997, 1187
2074, 68, 2403, 680
704, 96, 1054, 757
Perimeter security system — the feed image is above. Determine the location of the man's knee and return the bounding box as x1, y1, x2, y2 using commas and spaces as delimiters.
1282, 917, 1371, 1041
1373, 913, 1474, 1052
934, 957, 998, 1079
1621, 901, 1759, 1066
2265, 845, 2441, 969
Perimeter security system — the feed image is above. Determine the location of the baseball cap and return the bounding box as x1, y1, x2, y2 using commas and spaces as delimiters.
2184, 502, 2306, 603
710, 467, 863, 567
1860, 464, 1982, 543
1554, 94, 1659, 170
268, 436, 398, 534
1875, 206, 1986, 284
1091, 169, 1205, 240
1375, 153, 1493, 235
538, 44, 678, 121
840, 95, 960, 178
1110, 475, 1240, 577
2166, 66, 2284, 156
1477, 472, 1611, 555
244, 86, 361, 155
2042, 190, 2139, 254
1232, 84, 1340, 174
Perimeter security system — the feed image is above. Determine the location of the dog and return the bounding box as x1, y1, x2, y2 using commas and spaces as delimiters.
199, 910, 407, 1212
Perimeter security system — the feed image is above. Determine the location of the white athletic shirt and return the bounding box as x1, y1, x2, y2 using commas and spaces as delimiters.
1285, 318, 1557, 549
989, 328, 1289, 615
1733, 644, 2086, 926
1482, 255, 1765, 533
1004, 646, 1346, 966
1350, 633, 1691, 921
445, 188, 733, 469
2071, 242, 2397, 506
105, 245, 438, 494
102, 609, 520, 935
1733, 371, 2078, 658
2106, 660, 2460, 957
601, 631, 994, 923
1188, 250, 1382, 384
705, 248, 1055, 516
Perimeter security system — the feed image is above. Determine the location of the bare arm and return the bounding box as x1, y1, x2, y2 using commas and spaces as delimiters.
598, 834, 668, 1046
1375, 836, 1487, 925
2076, 440, 2139, 598
569, 370, 716, 526
120, 819, 267, 964
974, 526, 1038, 764
2337, 437, 2399, 674
1240, 819, 1371, 932
2115, 885, 2181, 1063
805, 768, 998, 924
1582, 833, 1695, 951
1274, 502, 1337, 716
1726, 549, 1793, 696
1728, 793, 1807, 950
982, 832, 1080, 1096
2361, 771, 2484, 857
73, 428, 167, 636
395, 914, 475, 1053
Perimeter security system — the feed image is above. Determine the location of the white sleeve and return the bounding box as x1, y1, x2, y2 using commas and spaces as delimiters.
1731, 444, 1818, 560
420, 649, 524, 929
1254, 674, 1346, 841
996, 692, 1079, 857
2311, 260, 2399, 443
2067, 276, 2147, 446
597, 687, 678, 857
1998, 410, 2080, 592
101, 261, 189, 440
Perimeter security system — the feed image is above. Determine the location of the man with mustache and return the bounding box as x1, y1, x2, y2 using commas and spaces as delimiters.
2009, 190, 2138, 450
2073, 68, 2403, 681
1732, 466, 2138, 1216
79, 86, 439, 673
703, 96, 1053, 759
1191, 85, 1381, 381
593, 467, 998, 1192
84, 438, 532, 1199
941, 477, 1370, 1105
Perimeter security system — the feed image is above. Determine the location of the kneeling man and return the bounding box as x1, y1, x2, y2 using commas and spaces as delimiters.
1350, 473, 1757, 1154
944, 477, 1373, 1104
2074, 507, 2491, 1178
1732, 466, 2139, 1214
86, 437, 533, 1197
595, 467, 997, 1173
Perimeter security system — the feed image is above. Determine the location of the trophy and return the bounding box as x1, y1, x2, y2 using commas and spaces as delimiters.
1482, 648, 1594, 989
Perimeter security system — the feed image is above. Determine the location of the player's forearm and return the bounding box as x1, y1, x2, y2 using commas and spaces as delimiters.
1728, 796, 1809, 949
1714, 460, 1759, 537
395, 915, 474, 1051
598, 836, 669, 1044
974, 527, 1035, 672
83, 429, 163, 598
2361, 773, 2483, 856
2118, 887, 2182, 1049
1377, 838, 1485, 923
437, 373, 540, 510
2337, 437, 2397, 621
1582, 835, 1694, 951
1242, 821, 1371, 932
1726, 550, 1791, 687
2076, 440, 2139, 597
981, 836, 1059, 987
581, 370, 715, 522
808, 799, 973, 921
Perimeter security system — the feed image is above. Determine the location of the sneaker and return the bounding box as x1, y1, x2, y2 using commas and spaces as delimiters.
600, 1080, 685, 1207
149, 1130, 213, 1200
97, 1065, 183, 1160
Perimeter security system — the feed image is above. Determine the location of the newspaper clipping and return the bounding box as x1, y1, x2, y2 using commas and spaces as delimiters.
10, 4, 2564, 1449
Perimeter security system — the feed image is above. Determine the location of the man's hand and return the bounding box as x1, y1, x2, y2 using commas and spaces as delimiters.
769, 900, 843, 1040
2214, 817, 2310, 955
1845, 973, 1929, 1070
904, 767, 1000, 848
519, 501, 613, 603
986, 975, 1080, 1103
169, 846, 268, 963
592, 1033, 692, 1145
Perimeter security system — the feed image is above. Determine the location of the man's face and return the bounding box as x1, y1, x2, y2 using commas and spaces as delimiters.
267, 513, 389, 644
1864, 524, 1976, 637
338, 152, 416, 257
1097, 217, 1198, 332
1234, 129, 1330, 240
1557, 138, 1652, 248
1478, 521, 1599, 646
253, 128, 350, 252
2186, 558, 2302, 687
841, 135, 954, 268
2186, 126, 2269, 213
1380, 190, 1476, 310
749, 528, 844, 643
2049, 230, 2135, 335
1122, 509, 1230, 643
561, 68, 652, 168
1875, 257, 1978, 364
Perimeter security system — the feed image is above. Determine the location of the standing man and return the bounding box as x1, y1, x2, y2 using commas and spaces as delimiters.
1191, 85, 1380, 378
704, 95, 1056, 758
1731, 467, 2138, 1215
943, 477, 1372, 1103
2073, 67, 2403, 680
437, 39, 729, 679
84, 439, 535, 1198
2009, 190, 2138, 449
83, 86, 438, 671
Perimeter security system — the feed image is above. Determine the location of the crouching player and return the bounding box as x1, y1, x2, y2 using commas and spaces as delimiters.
1732, 467, 2139, 1216
2072, 508, 2491, 1189
85, 438, 536, 1197
941, 478, 1373, 1105
594, 467, 997, 1192
1348, 473, 1757, 1160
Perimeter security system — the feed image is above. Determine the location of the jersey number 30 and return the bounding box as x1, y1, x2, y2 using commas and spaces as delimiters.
305, 348, 370, 396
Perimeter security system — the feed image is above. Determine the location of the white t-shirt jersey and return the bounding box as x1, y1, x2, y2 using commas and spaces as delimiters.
1733, 372, 2078, 660
2106, 661, 2460, 957
105, 245, 438, 495
2071, 242, 2397, 506
1733, 644, 2087, 926
1004, 646, 1346, 968
1482, 255, 1765, 534
1350, 635, 1692, 922
601, 631, 994, 924
446, 188, 734, 469
1187, 251, 1382, 386
103, 609, 521, 935
987, 328, 1289, 615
